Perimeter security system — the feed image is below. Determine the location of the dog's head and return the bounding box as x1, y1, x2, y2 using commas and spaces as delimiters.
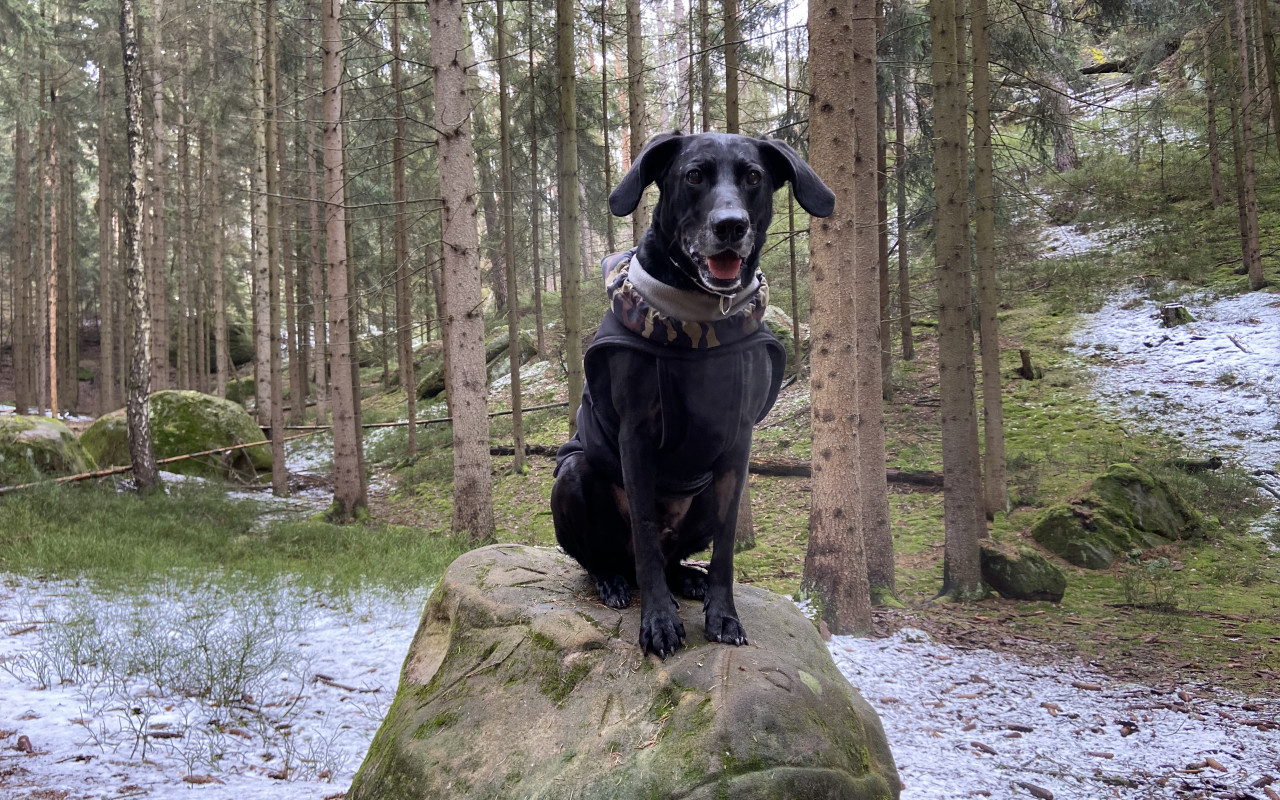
609, 132, 835, 295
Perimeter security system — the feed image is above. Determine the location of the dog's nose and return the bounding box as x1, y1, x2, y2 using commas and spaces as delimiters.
710, 209, 750, 243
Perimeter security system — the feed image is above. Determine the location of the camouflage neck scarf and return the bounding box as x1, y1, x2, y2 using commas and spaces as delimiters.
601, 250, 771, 350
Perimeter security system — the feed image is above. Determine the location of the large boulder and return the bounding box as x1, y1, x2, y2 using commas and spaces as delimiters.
1030, 463, 1201, 569
348, 545, 900, 800
80, 390, 272, 480
0, 416, 96, 484
980, 544, 1067, 602
485, 329, 538, 383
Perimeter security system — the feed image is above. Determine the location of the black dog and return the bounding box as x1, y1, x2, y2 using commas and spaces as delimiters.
551, 132, 834, 658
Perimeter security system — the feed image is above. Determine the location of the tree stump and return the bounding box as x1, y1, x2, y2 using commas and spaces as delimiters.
1160, 303, 1195, 327
1017, 349, 1042, 380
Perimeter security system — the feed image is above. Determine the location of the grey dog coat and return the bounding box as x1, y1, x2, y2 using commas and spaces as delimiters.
554, 250, 786, 496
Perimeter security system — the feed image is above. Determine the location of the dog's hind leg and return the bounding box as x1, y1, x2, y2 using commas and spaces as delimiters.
551, 452, 635, 608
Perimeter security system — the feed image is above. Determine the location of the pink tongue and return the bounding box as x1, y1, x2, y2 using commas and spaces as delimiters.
706, 253, 742, 280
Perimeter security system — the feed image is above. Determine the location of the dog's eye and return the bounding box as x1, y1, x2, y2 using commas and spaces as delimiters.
746, 169, 762, 186
686, 168, 703, 185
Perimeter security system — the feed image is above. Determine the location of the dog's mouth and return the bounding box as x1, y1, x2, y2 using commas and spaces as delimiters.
687, 247, 747, 293
705, 251, 743, 281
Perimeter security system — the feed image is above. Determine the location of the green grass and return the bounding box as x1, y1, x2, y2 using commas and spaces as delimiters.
0, 482, 468, 592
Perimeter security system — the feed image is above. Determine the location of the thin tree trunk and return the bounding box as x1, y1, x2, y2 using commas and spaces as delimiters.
120, 0, 160, 491
559, 0, 585, 439
1257, 0, 1280, 139
676, 0, 691, 131
13, 69, 33, 416
498, 0, 526, 473
1232, 0, 1267, 289
784, 21, 800, 374
48, 94, 60, 418
322, 0, 365, 517
177, 58, 192, 391
1206, 35, 1226, 209
529, 6, 545, 360
699, 0, 710, 131
803, 0, 872, 637
392, 0, 415, 456
852, 0, 894, 605
895, 65, 913, 361
99, 69, 116, 413
933, 0, 983, 597
265, 0, 288, 494
307, 7, 328, 425
283, 82, 305, 427
877, 0, 892, 401
972, 0, 1007, 518
149, 0, 168, 390
627, 0, 648, 243
601, 2, 616, 255
724, 0, 739, 133
431, 0, 495, 541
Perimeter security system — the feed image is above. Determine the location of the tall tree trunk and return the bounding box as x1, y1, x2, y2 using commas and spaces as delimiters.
177, 57, 192, 391
207, 15, 229, 400
559, 0, 586, 439
265, 0, 288, 494
498, 0, 526, 473
784, 21, 801, 374
803, 0, 873, 637
283, 83, 305, 427
391, 0, 415, 455
48, 92, 60, 419
601, 2, 616, 255
972, 0, 1007, 518
120, 0, 160, 491
1205, 36, 1226, 209
478, 153, 507, 311
626, 0, 648, 243
852, 0, 895, 605
724, 0, 739, 133
1256, 0, 1280, 138
307, 7, 328, 425
1232, 0, 1267, 289
322, 0, 365, 517
529, 7, 546, 360
877, 1, 892, 402
676, 0, 692, 131
431, 0, 495, 541
99, 69, 117, 413
932, 0, 983, 598
149, 0, 169, 390
12, 68, 33, 416
894, 65, 913, 362
699, 0, 710, 130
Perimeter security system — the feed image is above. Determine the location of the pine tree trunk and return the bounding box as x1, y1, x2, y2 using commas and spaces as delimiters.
1205, 36, 1226, 209
894, 65, 913, 362
12, 71, 33, 416
724, 0, 739, 133
601, 2, 616, 255
784, 23, 800, 374
803, 0, 873, 637
1257, 0, 1280, 138
307, 7, 328, 425
149, 0, 169, 390
932, 0, 983, 598
626, 0, 648, 243
392, 0, 415, 456
120, 0, 160, 491
699, 0, 710, 131
431, 0, 495, 541
177, 61, 192, 392
48, 97, 60, 419
99, 69, 116, 414
497, 0, 525, 473
676, 0, 691, 132
558, 0, 585, 439
478, 153, 507, 311
876, 3, 892, 402
972, 0, 1007, 519
252, 2, 272, 429
265, 0, 289, 494
529, 10, 546, 360
1231, 0, 1267, 289
852, 0, 895, 605
322, 0, 365, 517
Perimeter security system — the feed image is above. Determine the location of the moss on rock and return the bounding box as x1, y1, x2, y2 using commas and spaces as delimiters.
1030, 463, 1201, 569
0, 416, 95, 485
80, 390, 271, 480
347, 545, 900, 800
980, 545, 1067, 602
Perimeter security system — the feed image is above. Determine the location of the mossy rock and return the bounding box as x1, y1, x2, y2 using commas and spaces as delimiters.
0, 416, 96, 485
1030, 463, 1201, 570
226, 376, 255, 407
485, 330, 538, 383
347, 545, 900, 800
81, 390, 271, 480
980, 545, 1066, 602
415, 358, 446, 400
227, 323, 256, 367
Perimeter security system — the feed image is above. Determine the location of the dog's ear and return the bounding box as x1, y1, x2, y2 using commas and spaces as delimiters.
756, 138, 836, 218
609, 132, 685, 217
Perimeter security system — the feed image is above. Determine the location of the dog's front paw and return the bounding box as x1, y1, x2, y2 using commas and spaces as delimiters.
594, 574, 632, 609
639, 606, 686, 659
705, 613, 748, 646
